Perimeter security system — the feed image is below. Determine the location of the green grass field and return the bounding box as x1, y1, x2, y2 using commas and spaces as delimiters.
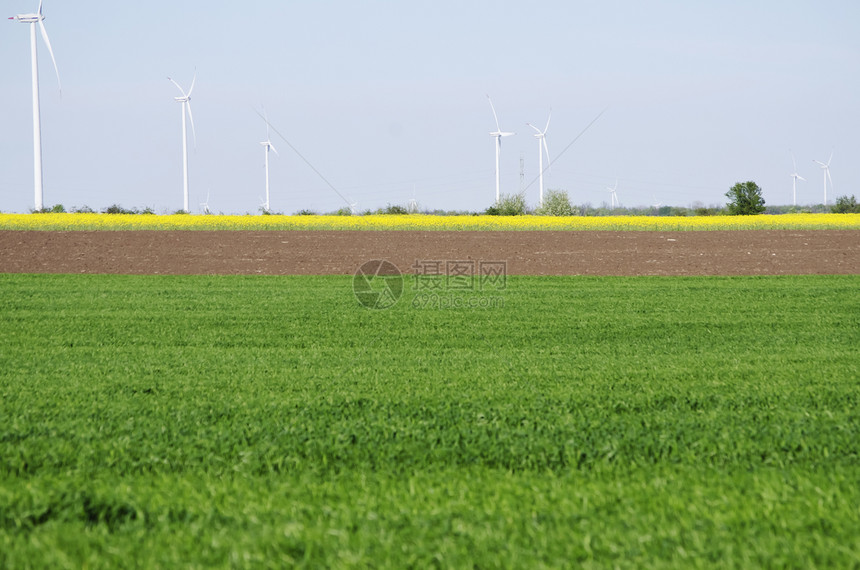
1, 273, 858, 568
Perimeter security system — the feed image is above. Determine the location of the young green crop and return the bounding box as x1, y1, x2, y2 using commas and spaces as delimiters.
0, 274, 858, 568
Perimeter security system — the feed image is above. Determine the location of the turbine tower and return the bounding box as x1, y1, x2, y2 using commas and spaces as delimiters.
527, 110, 552, 207
168, 73, 197, 213
812, 152, 833, 205
9, 0, 61, 212
487, 95, 515, 203
260, 112, 278, 213
789, 152, 805, 207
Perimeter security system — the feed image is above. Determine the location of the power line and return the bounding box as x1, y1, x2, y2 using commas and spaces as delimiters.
523, 107, 608, 193
254, 109, 353, 209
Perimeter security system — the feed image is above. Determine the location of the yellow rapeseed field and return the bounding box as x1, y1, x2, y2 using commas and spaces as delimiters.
0, 213, 857, 231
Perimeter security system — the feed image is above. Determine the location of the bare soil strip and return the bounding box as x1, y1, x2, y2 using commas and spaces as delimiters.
0, 230, 857, 276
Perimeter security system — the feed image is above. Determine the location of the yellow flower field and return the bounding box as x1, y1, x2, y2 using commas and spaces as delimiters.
0, 213, 857, 231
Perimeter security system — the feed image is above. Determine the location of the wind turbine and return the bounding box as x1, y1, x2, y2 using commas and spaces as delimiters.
526, 110, 552, 207
259, 111, 279, 213
200, 190, 211, 215
789, 152, 805, 207
487, 95, 515, 203
606, 179, 619, 210
408, 184, 419, 213
812, 152, 833, 205
168, 73, 197, 213
9, 0, 62, 212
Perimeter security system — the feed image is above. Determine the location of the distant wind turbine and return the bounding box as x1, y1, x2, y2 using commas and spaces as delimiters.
168, 73, 197, 213
812, 152, 833, 205
487, 95, 515, 203
606, 179, 619, 210
408, 184, 419, 213
9, 0, 62, 212
200, 189, 211, 215
259, 110, 279, 213
527, 110, 552, 207
789, 151, 805, 207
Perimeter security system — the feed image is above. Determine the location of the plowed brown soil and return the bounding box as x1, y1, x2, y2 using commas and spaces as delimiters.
1, 230, 857, 276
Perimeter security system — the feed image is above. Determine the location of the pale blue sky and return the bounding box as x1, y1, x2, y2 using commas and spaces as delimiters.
1, 1, 858, 214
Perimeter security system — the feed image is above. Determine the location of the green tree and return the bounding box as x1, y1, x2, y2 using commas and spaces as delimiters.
534, 189, 578, 216
725, 181, 765, 215
832, 195, 860, 214
485, 193, 529, 216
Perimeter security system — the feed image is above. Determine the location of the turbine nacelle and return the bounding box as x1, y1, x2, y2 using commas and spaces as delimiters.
9, 14, 44, 23
261, 140, 279, 155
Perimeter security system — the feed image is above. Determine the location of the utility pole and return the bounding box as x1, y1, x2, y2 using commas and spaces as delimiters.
519, 153, 525, 192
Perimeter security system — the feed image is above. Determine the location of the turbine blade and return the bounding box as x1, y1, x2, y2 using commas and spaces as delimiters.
827, 150, 833, 166
38, 0, 43, 16
790, 150, 797, 171
38, 19, 61, 93
544, 109, 552, 133
797, 175, 806, 181
542, 138, 551, 172
188, 70, 197, 97
270, 142, 279, 156
527, 123, 542, 135
487, 95, 501, 132
168, 77, 188, 98
186, 102, 197, 148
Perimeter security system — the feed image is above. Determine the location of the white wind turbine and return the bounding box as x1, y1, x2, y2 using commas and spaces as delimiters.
9, 0, 62, 212
168, 73, 197, 213
408, 184, 419, 213
606, 179, 620, 210
260, 111, 280, 212
200, 190, 211, 215
812, 152, 833, 205
487, 95, 515, 203
259, 112, 279, 213
527, 110, 552, 207
789, 152, 805, 207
